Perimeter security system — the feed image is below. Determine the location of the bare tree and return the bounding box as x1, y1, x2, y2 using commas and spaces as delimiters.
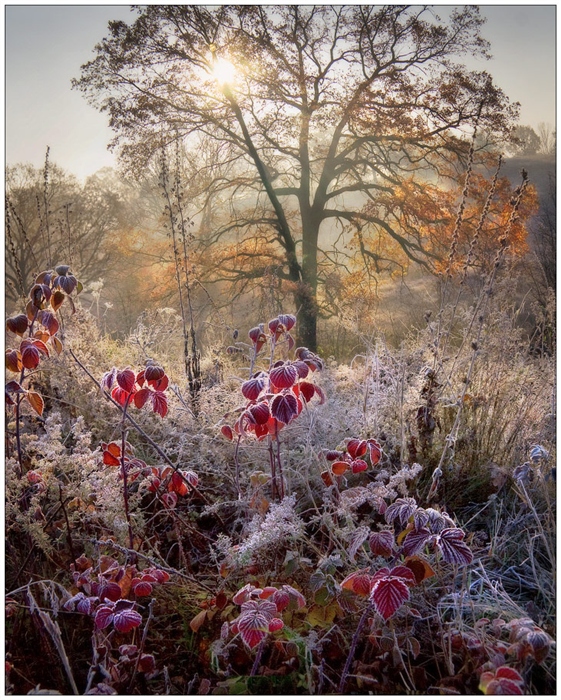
537, 122, 556, 155
5, 157, 127, 309
75, 5, 518, 350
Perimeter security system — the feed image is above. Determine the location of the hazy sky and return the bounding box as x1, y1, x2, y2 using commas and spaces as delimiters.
5, 4, 557, 182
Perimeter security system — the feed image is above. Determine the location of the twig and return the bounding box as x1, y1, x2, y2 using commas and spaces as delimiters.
338, 603, 372, 693
127, 598, 155, 693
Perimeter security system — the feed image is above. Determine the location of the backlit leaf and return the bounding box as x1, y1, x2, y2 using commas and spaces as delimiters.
26, 391, 44, 416
190, 609, 207, 633
117, 369, 136, 393
6, 314, 28, 336
332, 460, 349, 476
347, 438, 367, 459
6, 349, 22, 373
151, 391, 168, 417
134, 388, 151, 409
403, 555, 436, 584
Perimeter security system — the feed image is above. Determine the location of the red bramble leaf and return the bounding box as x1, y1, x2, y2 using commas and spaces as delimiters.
134, 387, 151, 409
268, 618, 284, 632
241, 376, 265, 401
221, 425, 234, 441
298, 381, 316, 403
269, 364, 298, 390
117, 369, 136, 393
402, 527, 433, 557
347, 438, 367, 459
237, 608, 271, 649
112, 602, 143, 633
370, 575, 410, 620
94, 605, 114, 630
341, 569, 373, 597
271, 392, 298, 424
351, 459, 368, 473
369, 530, 395, 557
249, 401, 270, 425
367, 439, 382, 465
132, 580, 153, 597
151, 391, 168, 417
112, 386, 133, 407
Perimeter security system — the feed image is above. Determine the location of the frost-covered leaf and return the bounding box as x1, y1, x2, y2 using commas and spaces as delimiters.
151, 391, 168, 418
241, 376, 265, 401
94, 605, 114, 630
112, 601, 142, 633
331, 460, 349, 476
237, 607, 270, 649
369, 530, 395, 557
249, 401, 270, 425
341, 569, 372, 597
116, 369, 136, 393
347, 438, 367, 459
370, 575, 410, 620
436, 528, 473, 566
269, 363, 298, 389
351, 459, 368, 474
402, 527, 432, 556
268, 618, 284, 632
385, 497, 418, 526
367, 439, 382, 466
6, 314, 28, 336
271, 392, 298, 424
347, 526, 371, 562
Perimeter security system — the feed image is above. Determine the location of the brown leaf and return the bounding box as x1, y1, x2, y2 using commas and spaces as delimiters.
190, 610, 207, 633
26, 391, 44, 416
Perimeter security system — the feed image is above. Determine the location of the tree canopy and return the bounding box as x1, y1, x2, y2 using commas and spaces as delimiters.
76, 5, 520, 350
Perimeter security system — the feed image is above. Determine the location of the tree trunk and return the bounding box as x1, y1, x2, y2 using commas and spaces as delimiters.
295, 218, 319, 351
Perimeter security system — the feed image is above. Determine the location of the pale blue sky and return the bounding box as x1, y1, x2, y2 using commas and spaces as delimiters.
5, 4, 557, 181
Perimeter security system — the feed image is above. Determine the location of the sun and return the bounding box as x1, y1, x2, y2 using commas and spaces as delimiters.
212, 57, 237, 86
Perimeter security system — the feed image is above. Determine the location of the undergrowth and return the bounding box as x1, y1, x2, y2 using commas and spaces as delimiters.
4, 169, 556, 696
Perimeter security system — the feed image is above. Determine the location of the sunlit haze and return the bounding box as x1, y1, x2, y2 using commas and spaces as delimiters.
5, 5, 556, 182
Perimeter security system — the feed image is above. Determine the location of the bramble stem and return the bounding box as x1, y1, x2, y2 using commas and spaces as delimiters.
338, 603, 372, 694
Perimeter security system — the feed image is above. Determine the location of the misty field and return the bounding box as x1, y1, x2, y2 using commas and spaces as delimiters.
5, 5, 556, 696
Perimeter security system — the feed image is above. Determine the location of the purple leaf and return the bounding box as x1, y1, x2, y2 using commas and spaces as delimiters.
369, 530, 395, 557
402, 527, 433, 556
94, 605, 115, 630
271, 392, 298, 424
113, 607, 143, 633
436, 528, 473, 566
241, 375, 266, 401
